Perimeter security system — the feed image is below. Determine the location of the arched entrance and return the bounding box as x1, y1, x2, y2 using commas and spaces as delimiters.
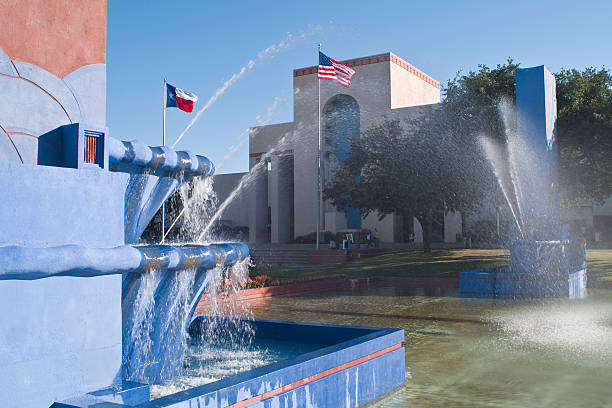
322, 94, 361, 230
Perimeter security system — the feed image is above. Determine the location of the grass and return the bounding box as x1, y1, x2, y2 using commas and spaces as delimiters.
586, 249, 612, 286
252, 249, 509, 281
252, 248, 612, 287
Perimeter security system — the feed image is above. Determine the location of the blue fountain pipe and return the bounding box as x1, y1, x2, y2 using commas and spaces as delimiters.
0, 243, 249, 280
107, 137, 214, 178
120, 242, 250, 383
134, 243, 249, 272
106, 137, 216, 243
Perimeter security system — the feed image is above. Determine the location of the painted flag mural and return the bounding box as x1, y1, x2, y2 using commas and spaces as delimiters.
166, 83, 198, 112
318, 52, 356, 87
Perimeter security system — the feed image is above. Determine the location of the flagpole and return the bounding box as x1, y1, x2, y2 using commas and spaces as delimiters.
162, 78, 167, 244
316, 44, 321, 250
163, 78, 167, 146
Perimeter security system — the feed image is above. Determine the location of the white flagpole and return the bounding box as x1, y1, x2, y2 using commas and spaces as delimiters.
162, 78, 167, 244
163, 78, 167, 146
316, 44, 321, 250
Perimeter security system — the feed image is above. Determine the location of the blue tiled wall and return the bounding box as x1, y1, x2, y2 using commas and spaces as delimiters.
0, 162, 127, 407
0, 45, 105, 165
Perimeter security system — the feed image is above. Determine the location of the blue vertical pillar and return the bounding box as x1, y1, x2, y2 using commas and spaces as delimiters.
515, 66, 559, 240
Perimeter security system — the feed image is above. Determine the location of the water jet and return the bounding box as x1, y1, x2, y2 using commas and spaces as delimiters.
461, 66, 587, 299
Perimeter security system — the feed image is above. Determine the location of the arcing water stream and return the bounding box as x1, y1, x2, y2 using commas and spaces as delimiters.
171, 25, 322, 149
122, 63, 303, 384
478, 98, 551, 240
197, 121, 311, 242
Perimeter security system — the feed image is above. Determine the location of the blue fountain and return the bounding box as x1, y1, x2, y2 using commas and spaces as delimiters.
0, 5, 403, 405
0, 123, 404, 407
460, 66, 587, 298
0, 123, 250, 405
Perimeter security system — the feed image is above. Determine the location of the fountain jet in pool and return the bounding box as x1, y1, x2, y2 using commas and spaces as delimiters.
461, 66, 587, 299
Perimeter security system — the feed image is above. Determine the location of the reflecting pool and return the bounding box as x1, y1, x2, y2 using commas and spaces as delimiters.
248, 284, 612, 407
151, 337, 325, 399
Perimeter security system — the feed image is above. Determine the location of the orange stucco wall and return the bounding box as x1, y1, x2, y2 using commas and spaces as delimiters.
0, 0, 106, 78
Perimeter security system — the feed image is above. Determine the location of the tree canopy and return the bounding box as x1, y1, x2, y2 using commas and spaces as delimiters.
324, 113, 494, 251
444, 59, 519, 143
556, 67, 612, 205
324, 60, 612, 250
443, 61, 612, 204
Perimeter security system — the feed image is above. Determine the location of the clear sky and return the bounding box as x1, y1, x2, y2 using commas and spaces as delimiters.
107, 0, 611, 175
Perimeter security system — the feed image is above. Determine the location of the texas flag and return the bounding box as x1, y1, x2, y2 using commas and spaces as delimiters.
166, 83, 198, 112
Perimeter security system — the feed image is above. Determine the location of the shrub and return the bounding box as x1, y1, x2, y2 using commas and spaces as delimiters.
246, 275, 269, 288
293, 231, 334, 244
246, 275, 281, 289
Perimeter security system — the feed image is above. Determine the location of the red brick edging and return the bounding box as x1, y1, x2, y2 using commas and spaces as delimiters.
196, 276, 460, 310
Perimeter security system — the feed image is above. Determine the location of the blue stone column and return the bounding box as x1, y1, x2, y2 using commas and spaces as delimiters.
0, 162, 128, 407
515, 66, 560, 240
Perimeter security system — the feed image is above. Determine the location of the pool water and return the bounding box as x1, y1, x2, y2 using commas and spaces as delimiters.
247, 285, 612, 407
150, 336, 325, 399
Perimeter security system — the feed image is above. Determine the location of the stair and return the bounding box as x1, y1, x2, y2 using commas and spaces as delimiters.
250, 248, 311, 266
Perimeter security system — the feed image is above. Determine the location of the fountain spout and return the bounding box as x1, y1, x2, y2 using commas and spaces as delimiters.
107, 137, 214, 244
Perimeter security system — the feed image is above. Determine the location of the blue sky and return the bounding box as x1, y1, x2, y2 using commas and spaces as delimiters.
107, 0, 611, 174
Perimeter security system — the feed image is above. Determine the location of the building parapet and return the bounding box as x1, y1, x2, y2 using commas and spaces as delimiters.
293, 52, 440, 90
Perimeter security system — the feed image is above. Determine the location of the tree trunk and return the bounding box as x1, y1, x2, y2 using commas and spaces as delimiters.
419, 209, 433, 253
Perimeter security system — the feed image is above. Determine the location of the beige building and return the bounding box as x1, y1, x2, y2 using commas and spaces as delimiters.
213, 52, 612, 246
561, 198, 612, 245
216, 52, 464, 244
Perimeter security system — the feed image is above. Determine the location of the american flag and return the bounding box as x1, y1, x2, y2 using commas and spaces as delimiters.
318, 51, 355, 87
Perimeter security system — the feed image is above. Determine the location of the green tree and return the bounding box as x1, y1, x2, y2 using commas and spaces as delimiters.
445, 62, 612, 205
444, 59, 520, 143
324, 61, 612, 251
324, 62, 519, 252
556, 67, 612, 205
324, 116, 493, 252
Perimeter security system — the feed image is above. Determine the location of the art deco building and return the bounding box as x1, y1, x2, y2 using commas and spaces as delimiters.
216, 52, 464, 244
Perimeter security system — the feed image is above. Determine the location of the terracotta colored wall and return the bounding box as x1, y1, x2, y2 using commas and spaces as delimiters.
0, 0, 106, 78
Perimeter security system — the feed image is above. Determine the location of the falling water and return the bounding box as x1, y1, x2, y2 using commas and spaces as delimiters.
497, 98, 557, 240
124, 32, 328, 393
479, 135, 524, 238
176, 176, 218, 242
149, 258, 261, 399
498, 98, 527, 233
194, 259, 254, 346
478, 98, 556, 240
125, 171, 255, 388
123, 267, 162, 382
153, 268, 198, 380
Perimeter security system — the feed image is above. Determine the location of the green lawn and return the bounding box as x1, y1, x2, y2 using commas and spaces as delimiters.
252, 249, 612, 287
586, 250, 612, 286
252, 249, 509, 281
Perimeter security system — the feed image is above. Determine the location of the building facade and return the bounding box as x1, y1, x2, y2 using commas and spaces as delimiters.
215, 52, 612, 246
217, 52, 463, 244
0, 0, 107, 164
